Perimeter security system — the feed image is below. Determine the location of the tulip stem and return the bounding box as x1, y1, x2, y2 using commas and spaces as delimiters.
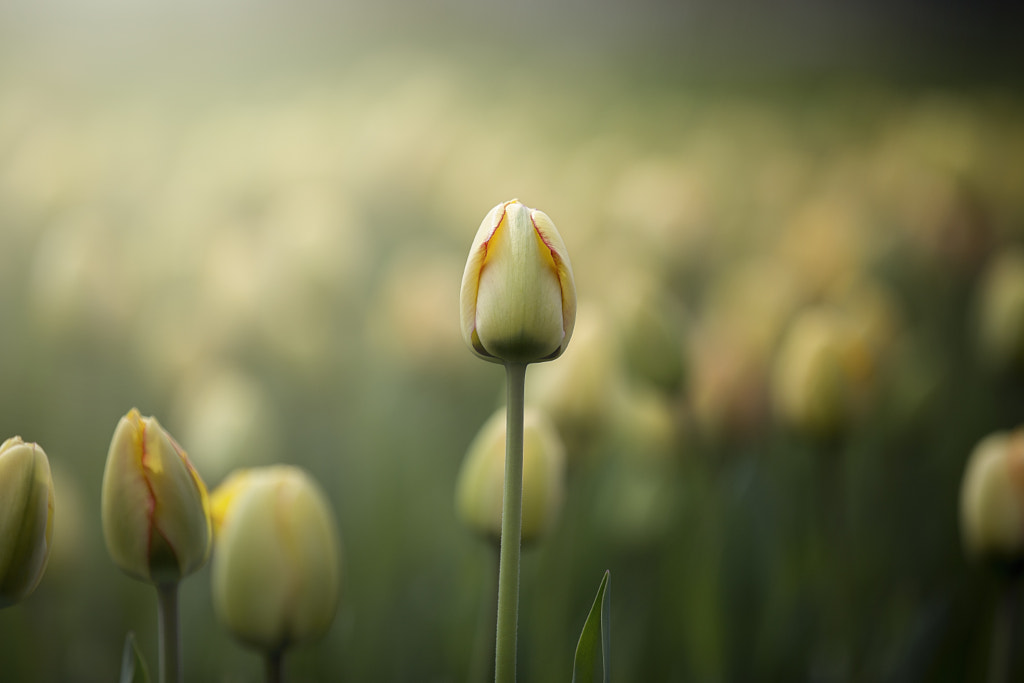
265, 649, 285, 683
989, 573, 1022, 683
156, 583, 181, 683
468, 543, 500, 683
495, 361, 527, 683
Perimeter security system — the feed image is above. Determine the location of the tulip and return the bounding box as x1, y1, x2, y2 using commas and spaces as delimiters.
460, 199, 576, 365
211, 466, 341, 674
771, 308, 854, 438
976, 247, 1024, 374
0, 437, 55, 609
460, 199, 577, 683
101, 409, 212, 585
101, 408, 212, 683
960, 428, 1024, 683
960, 428, 1024, 567
455, 407, 566, 545
526, 305, 622, 456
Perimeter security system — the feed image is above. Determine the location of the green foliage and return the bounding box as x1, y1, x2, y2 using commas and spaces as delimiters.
572, 571, 610, 683
119, 633, 150, 683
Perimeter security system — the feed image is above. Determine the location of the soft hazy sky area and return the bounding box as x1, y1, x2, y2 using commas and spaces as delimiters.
1, 0, 1021, 86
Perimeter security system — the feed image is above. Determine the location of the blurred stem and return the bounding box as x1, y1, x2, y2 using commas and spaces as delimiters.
265, 649, 284, 683
495, 361, 527, 683
468, 543, 500, 683
989, 573, 1021, 683
156, 583, 181, 683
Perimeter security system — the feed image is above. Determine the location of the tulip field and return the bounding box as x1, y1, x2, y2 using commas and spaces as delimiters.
1, 7, 1024, 682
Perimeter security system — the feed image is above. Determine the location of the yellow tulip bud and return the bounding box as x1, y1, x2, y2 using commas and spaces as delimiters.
101, 409, 212, 585
0, 437, 55, 608
211, 466, 341, 652
960, 429, 1024, 566
455, 407, 566, 544
460, 199, 576, 364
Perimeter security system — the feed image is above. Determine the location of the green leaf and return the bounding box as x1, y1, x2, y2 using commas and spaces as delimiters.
119, 631, 151, 683
572, 570, 611, 683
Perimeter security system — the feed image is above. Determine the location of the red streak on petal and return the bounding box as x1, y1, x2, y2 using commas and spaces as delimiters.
530, 214, 555, 253
138, 421, 160, 573
530, 214, 563, 273
474, 208, 506, 305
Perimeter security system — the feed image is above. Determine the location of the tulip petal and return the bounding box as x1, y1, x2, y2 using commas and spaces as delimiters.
460, 201, 508, 362
102, 413, 161, 582
145, 423, 211, 580
530, 208, 577, 359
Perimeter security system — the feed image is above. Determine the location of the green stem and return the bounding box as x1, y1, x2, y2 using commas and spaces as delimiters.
265, 649, 285, 683
989, 574, 1021, 683
156, 583, 181, 683
495, 361, 527, 683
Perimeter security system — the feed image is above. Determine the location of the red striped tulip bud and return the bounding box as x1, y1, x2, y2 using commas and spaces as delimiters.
101, 409, 212, 585
461, 200, 576, 364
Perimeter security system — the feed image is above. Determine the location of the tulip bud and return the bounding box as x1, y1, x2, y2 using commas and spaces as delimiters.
101, 409, 212, 585
771, 308, 854, 438
455, 407, 566, 544
211, 466, 341, 652
976, 247, 1024, 373
460, 199, 576, 364
960, 429, 1024, 567
526, 306, 621, 456
0, 437, 55, 608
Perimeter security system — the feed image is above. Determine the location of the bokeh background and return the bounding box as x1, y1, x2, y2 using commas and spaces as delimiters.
1, 1, 1023, 681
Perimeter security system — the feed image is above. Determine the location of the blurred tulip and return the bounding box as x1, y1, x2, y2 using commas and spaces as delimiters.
600, 387, 681, 547
689, 258, 804, 440
831, 278, 901, 391
455, 407, 566, 545
771, 308, 853, 438
610, 385, 681, 464
960, 429, 1024, 567
777, 195, 873, 298
172, 366, 280, 485
976, 247, 1024, 373
101, 409, 212, 585
460, 199, 576, 364
607, 270, 687, 396
0, 437, 54, 608
689, 326, 771, 441
43, 462, 85, 578
211, 466, 341, 653
366, 249, 468, 368
526, 305, 621, 455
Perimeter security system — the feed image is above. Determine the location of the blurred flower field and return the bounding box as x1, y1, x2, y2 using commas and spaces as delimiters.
1, 26, 1024, 682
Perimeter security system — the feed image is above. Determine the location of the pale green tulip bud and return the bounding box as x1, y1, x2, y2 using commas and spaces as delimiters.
101, 409, 212, 585
460, 199, 576, 364
526, 305, 621, 456
771, 308, 853, 438
211, 466, 341, 653
960, 429, 1024, 568
455, 407, 566, 544
0, 437, 55, 608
